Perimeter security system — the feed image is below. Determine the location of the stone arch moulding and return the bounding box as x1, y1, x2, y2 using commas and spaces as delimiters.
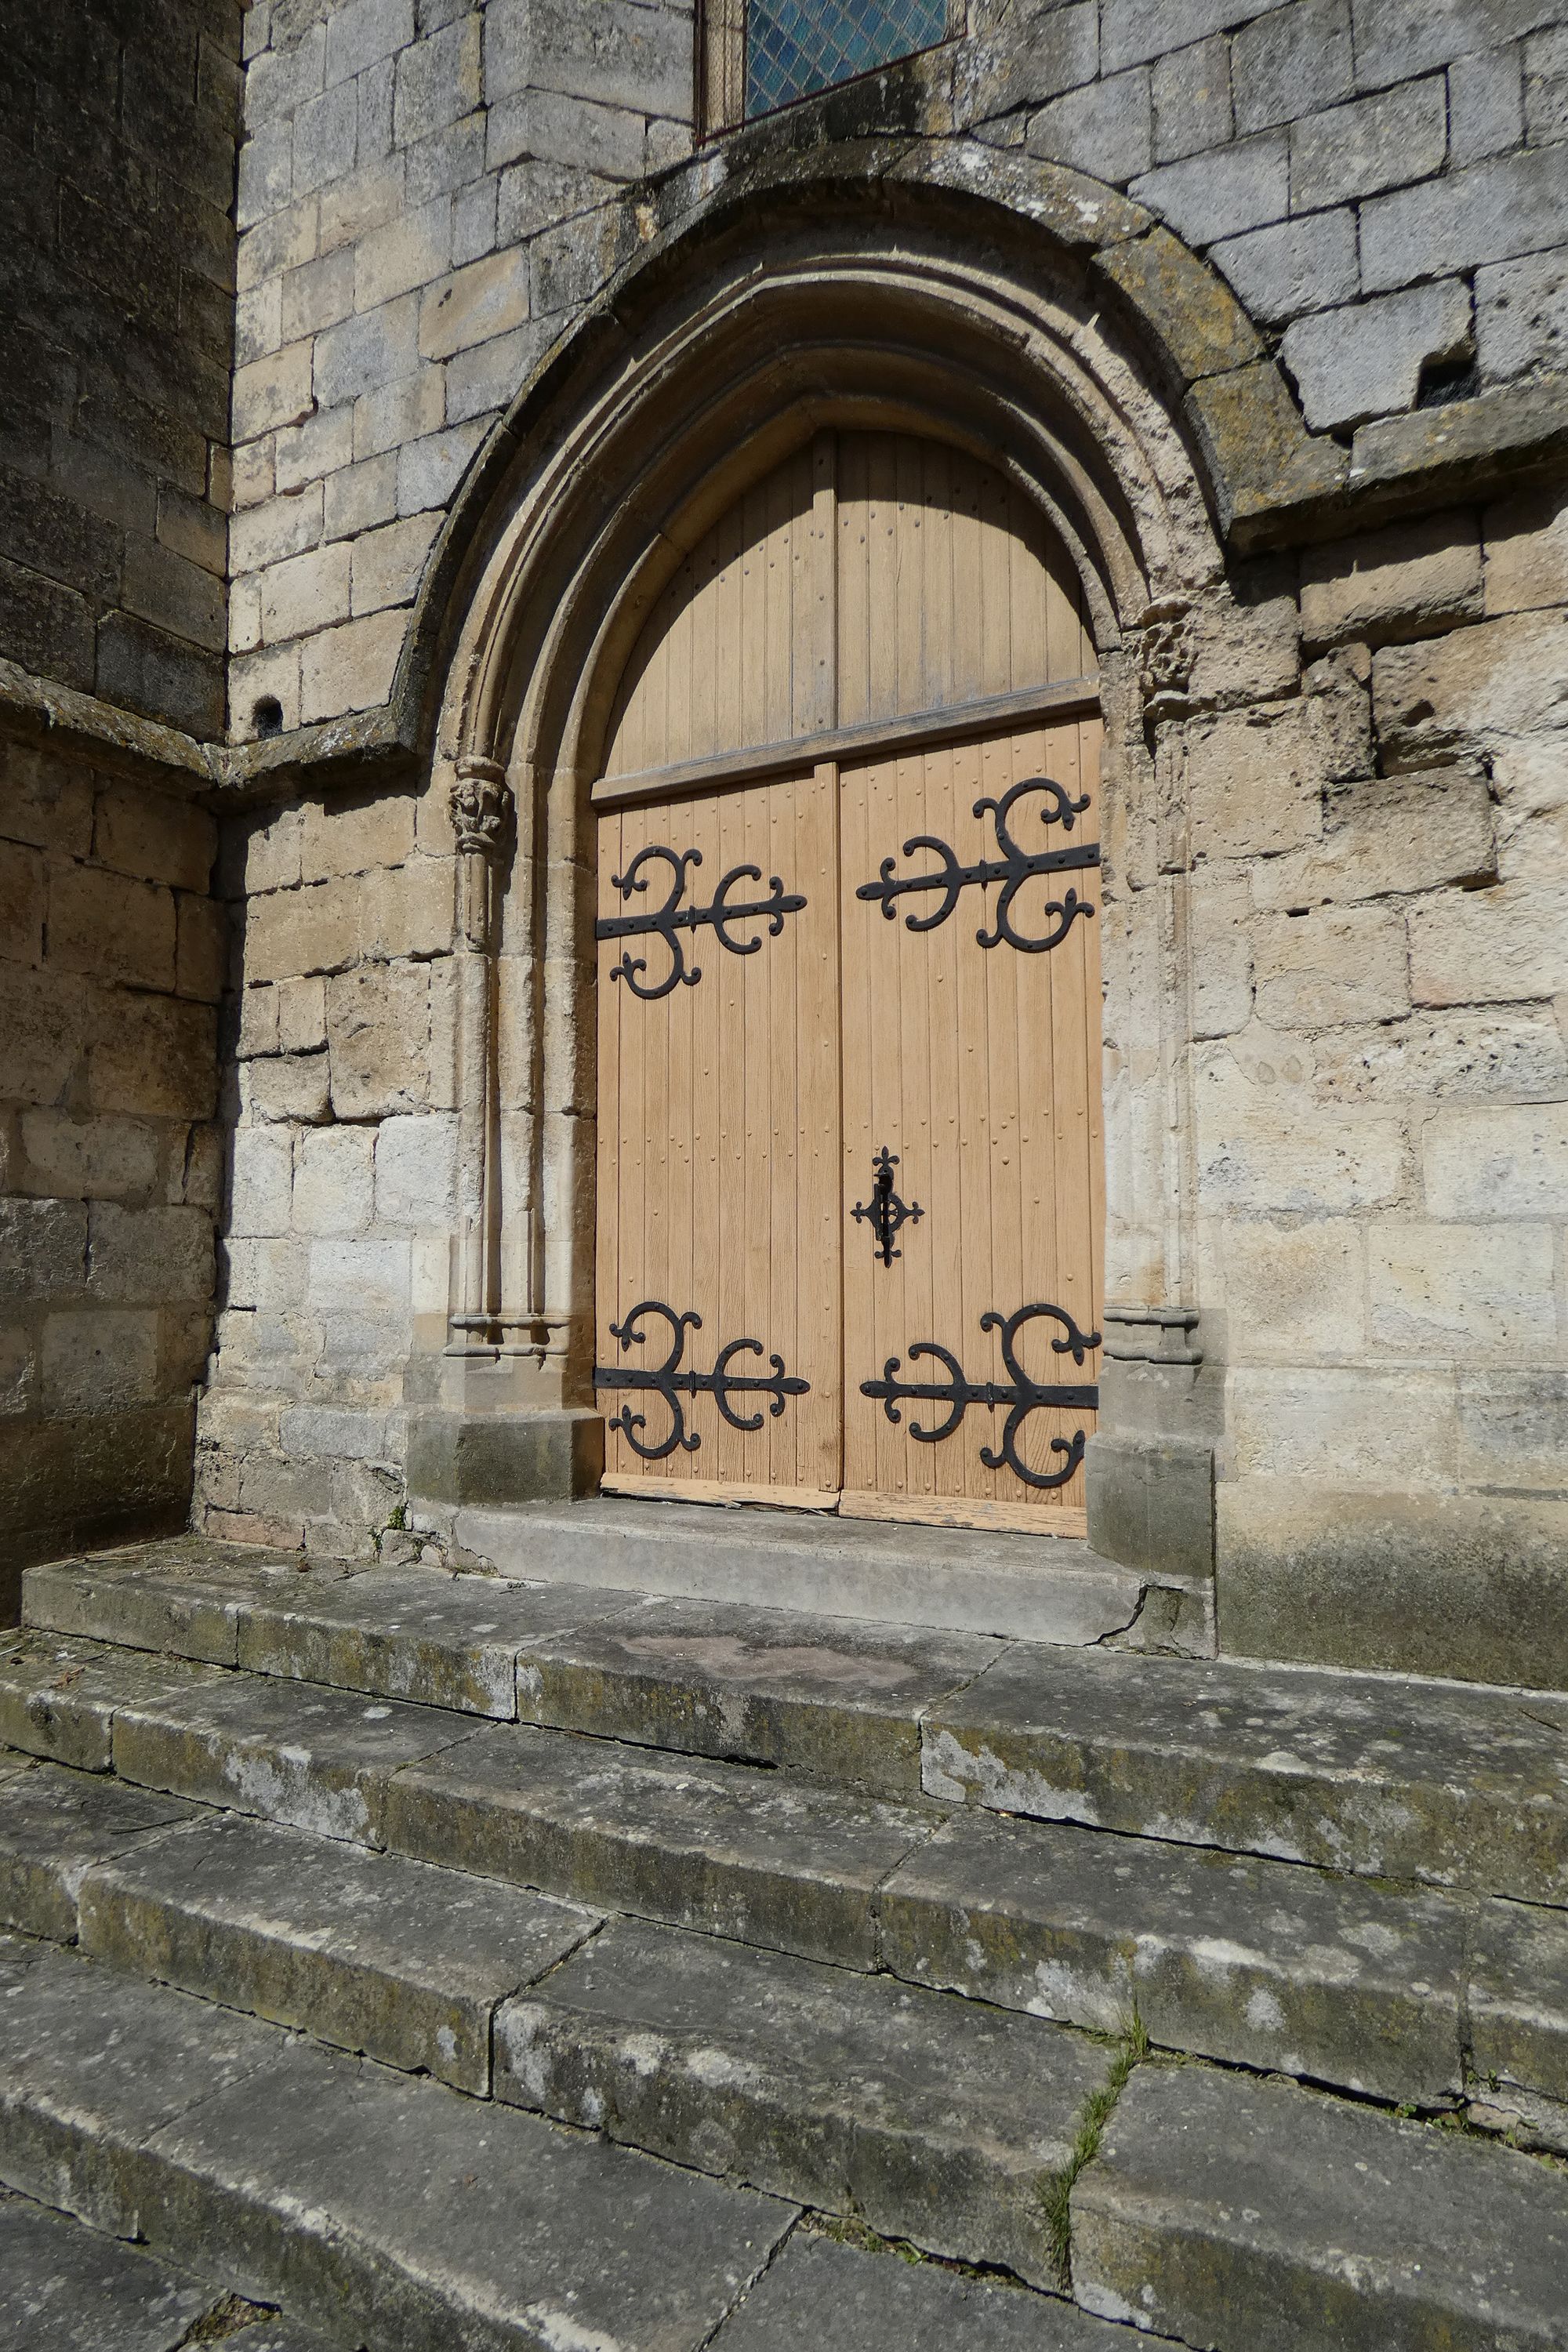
406, 147, 1246, 1598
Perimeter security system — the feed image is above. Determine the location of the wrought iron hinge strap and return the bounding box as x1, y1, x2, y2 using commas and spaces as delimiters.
596, 1300, 810, 1461
855, 775, 1099, 954
597, 844, 806, 1000
860, 1301, 1101, 1491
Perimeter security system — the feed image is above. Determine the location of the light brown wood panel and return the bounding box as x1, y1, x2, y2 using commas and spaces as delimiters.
840, 717, 1103, 1530
603, 445, 818, 782
595, 773, 843, 1497
836, 433, 1095, 729
601, 432, 1096, 784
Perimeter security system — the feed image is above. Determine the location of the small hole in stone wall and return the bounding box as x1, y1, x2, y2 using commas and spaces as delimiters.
252, 695, 285, 738
1416, 354, 1480, 408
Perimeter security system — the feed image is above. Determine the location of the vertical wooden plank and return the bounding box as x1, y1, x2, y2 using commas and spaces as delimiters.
866, 752, 908, 1497
977, 463, 1012, 704
924, 740, 966, 1506
837, 432, 869, 731
713, 779, 749, 1490
980, 726, 1024, 1508
595, 807, 623, 1474
895, 435, 923, 721
765, 771, 794, 1483
689, 786, 723, 1484
801, 761, 843, 1494
897, 745, 936, 1506
950, 449, 984, 710
614, 801, 649, 1482
866, 434, 898, 723
839, 751, 875, 1500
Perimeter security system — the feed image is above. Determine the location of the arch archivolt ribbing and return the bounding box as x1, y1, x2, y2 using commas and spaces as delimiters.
430, 208, 1227, 1402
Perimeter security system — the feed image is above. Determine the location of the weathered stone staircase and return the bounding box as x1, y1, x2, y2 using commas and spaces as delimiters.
2, 1526, 1567, 2350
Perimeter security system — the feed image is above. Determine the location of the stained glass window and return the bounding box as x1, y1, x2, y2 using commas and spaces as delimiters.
710, 0, 952, 128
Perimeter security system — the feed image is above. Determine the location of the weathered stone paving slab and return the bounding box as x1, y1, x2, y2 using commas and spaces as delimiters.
0, 1760, 200, 1940
0, 2186, 216, 2352
1072, 2060, 1568, 2350
383, 1722, 937, 1969
108, 1668, 482, 1843
0, 1938, 797, 2352
710, 2231, 1179, 2350
0, 1633, 225, 1772
24, 1539, 310, 1668
235, 1566, 633, 1719
1468, 1896, 1568, 2108
0, 1930, 278, 2228
495, 1914, 1112, 2288
924, 1642, 1568, 1903
78, 1812, 601, 2094
0, 2187, 335, 2351
513, 1593, 1002, 1797
463, 1497, 1149, 1646
880, 1812, 1467, 2103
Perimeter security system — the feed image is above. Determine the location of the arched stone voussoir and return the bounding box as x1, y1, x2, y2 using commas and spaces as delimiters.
404, 134, 1338, 779
412, 139, 1338, 753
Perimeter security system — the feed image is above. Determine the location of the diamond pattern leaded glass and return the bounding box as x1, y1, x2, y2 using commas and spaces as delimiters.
745, 0, 949, 118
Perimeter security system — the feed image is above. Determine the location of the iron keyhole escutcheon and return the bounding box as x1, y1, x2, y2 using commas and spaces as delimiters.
852, 1146, 923, 1267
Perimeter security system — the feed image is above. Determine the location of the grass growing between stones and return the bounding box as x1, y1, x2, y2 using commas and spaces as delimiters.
1040, 2007, 1151, 2292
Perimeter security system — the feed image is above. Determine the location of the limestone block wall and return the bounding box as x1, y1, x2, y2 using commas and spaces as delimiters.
229, 0, 693, 736
1, 2, 241, 738
189, 0, 1568, 1678
227, 0, 1568, 737
0, 737, 223, 1613
1182, 485, 1568, 1674
198, 784, 459, 1555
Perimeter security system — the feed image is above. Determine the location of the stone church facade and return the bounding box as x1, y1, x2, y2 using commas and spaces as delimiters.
3, 0, 1566, 1692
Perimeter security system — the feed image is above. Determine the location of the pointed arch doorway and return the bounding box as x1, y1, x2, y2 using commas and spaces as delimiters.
593, 428, 1104, 1535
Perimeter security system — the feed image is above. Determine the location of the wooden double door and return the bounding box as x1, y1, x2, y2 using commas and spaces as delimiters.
594, 712, 1105, 1533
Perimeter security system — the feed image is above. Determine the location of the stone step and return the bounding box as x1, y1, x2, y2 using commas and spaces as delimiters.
454, 1497, 1186, 1649
495, 1915, 1114, 2292
73, 1806, 601, 2099
1072, 2058, 1568, 2349
25, 1540, 1568, 1901
0, 2183, 329, 2352
713, 2232, 1185, 2351
0, 1929, 797, 2352
0, 1933, 1151, 2352
0, 1754, 203, 1943
0, 1761, 1115, 2286
11, 1627, 1561, 2112
24, 1548, 1007, 1798
924, 1637, 1568, 1905
0, 1625, 226, 1772
13, 1741, 1553, 2276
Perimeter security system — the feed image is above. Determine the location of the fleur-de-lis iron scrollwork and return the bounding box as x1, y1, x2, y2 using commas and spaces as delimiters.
855, 776, 1099, 955
851, 1145, 923, 1267
595, 1300, 811, 1462
597, 845, 807, 1001
860, 1301, 1101, 1490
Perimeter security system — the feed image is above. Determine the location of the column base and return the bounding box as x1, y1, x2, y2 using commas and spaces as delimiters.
406, 1409, 604, 1507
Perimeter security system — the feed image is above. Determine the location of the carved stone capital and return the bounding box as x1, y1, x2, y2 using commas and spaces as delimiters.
1135, 598, 1196, 727
450, 756, 512, 856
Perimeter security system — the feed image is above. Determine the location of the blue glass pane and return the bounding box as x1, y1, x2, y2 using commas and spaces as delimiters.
746, 0, 948, 118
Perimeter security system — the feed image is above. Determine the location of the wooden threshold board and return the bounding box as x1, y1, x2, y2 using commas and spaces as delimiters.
600, 1479, 1087, 1539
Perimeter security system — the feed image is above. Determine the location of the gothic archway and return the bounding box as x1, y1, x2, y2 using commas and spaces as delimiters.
419, 162, 1234, 1581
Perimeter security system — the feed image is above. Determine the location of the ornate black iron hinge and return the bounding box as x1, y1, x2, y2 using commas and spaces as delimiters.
595, 1300, 810, 1461
860, 1301, 1100, 1490
855, 775, 1098, 954
851, 1145, 923, 1267
597, 844, 807, 1001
